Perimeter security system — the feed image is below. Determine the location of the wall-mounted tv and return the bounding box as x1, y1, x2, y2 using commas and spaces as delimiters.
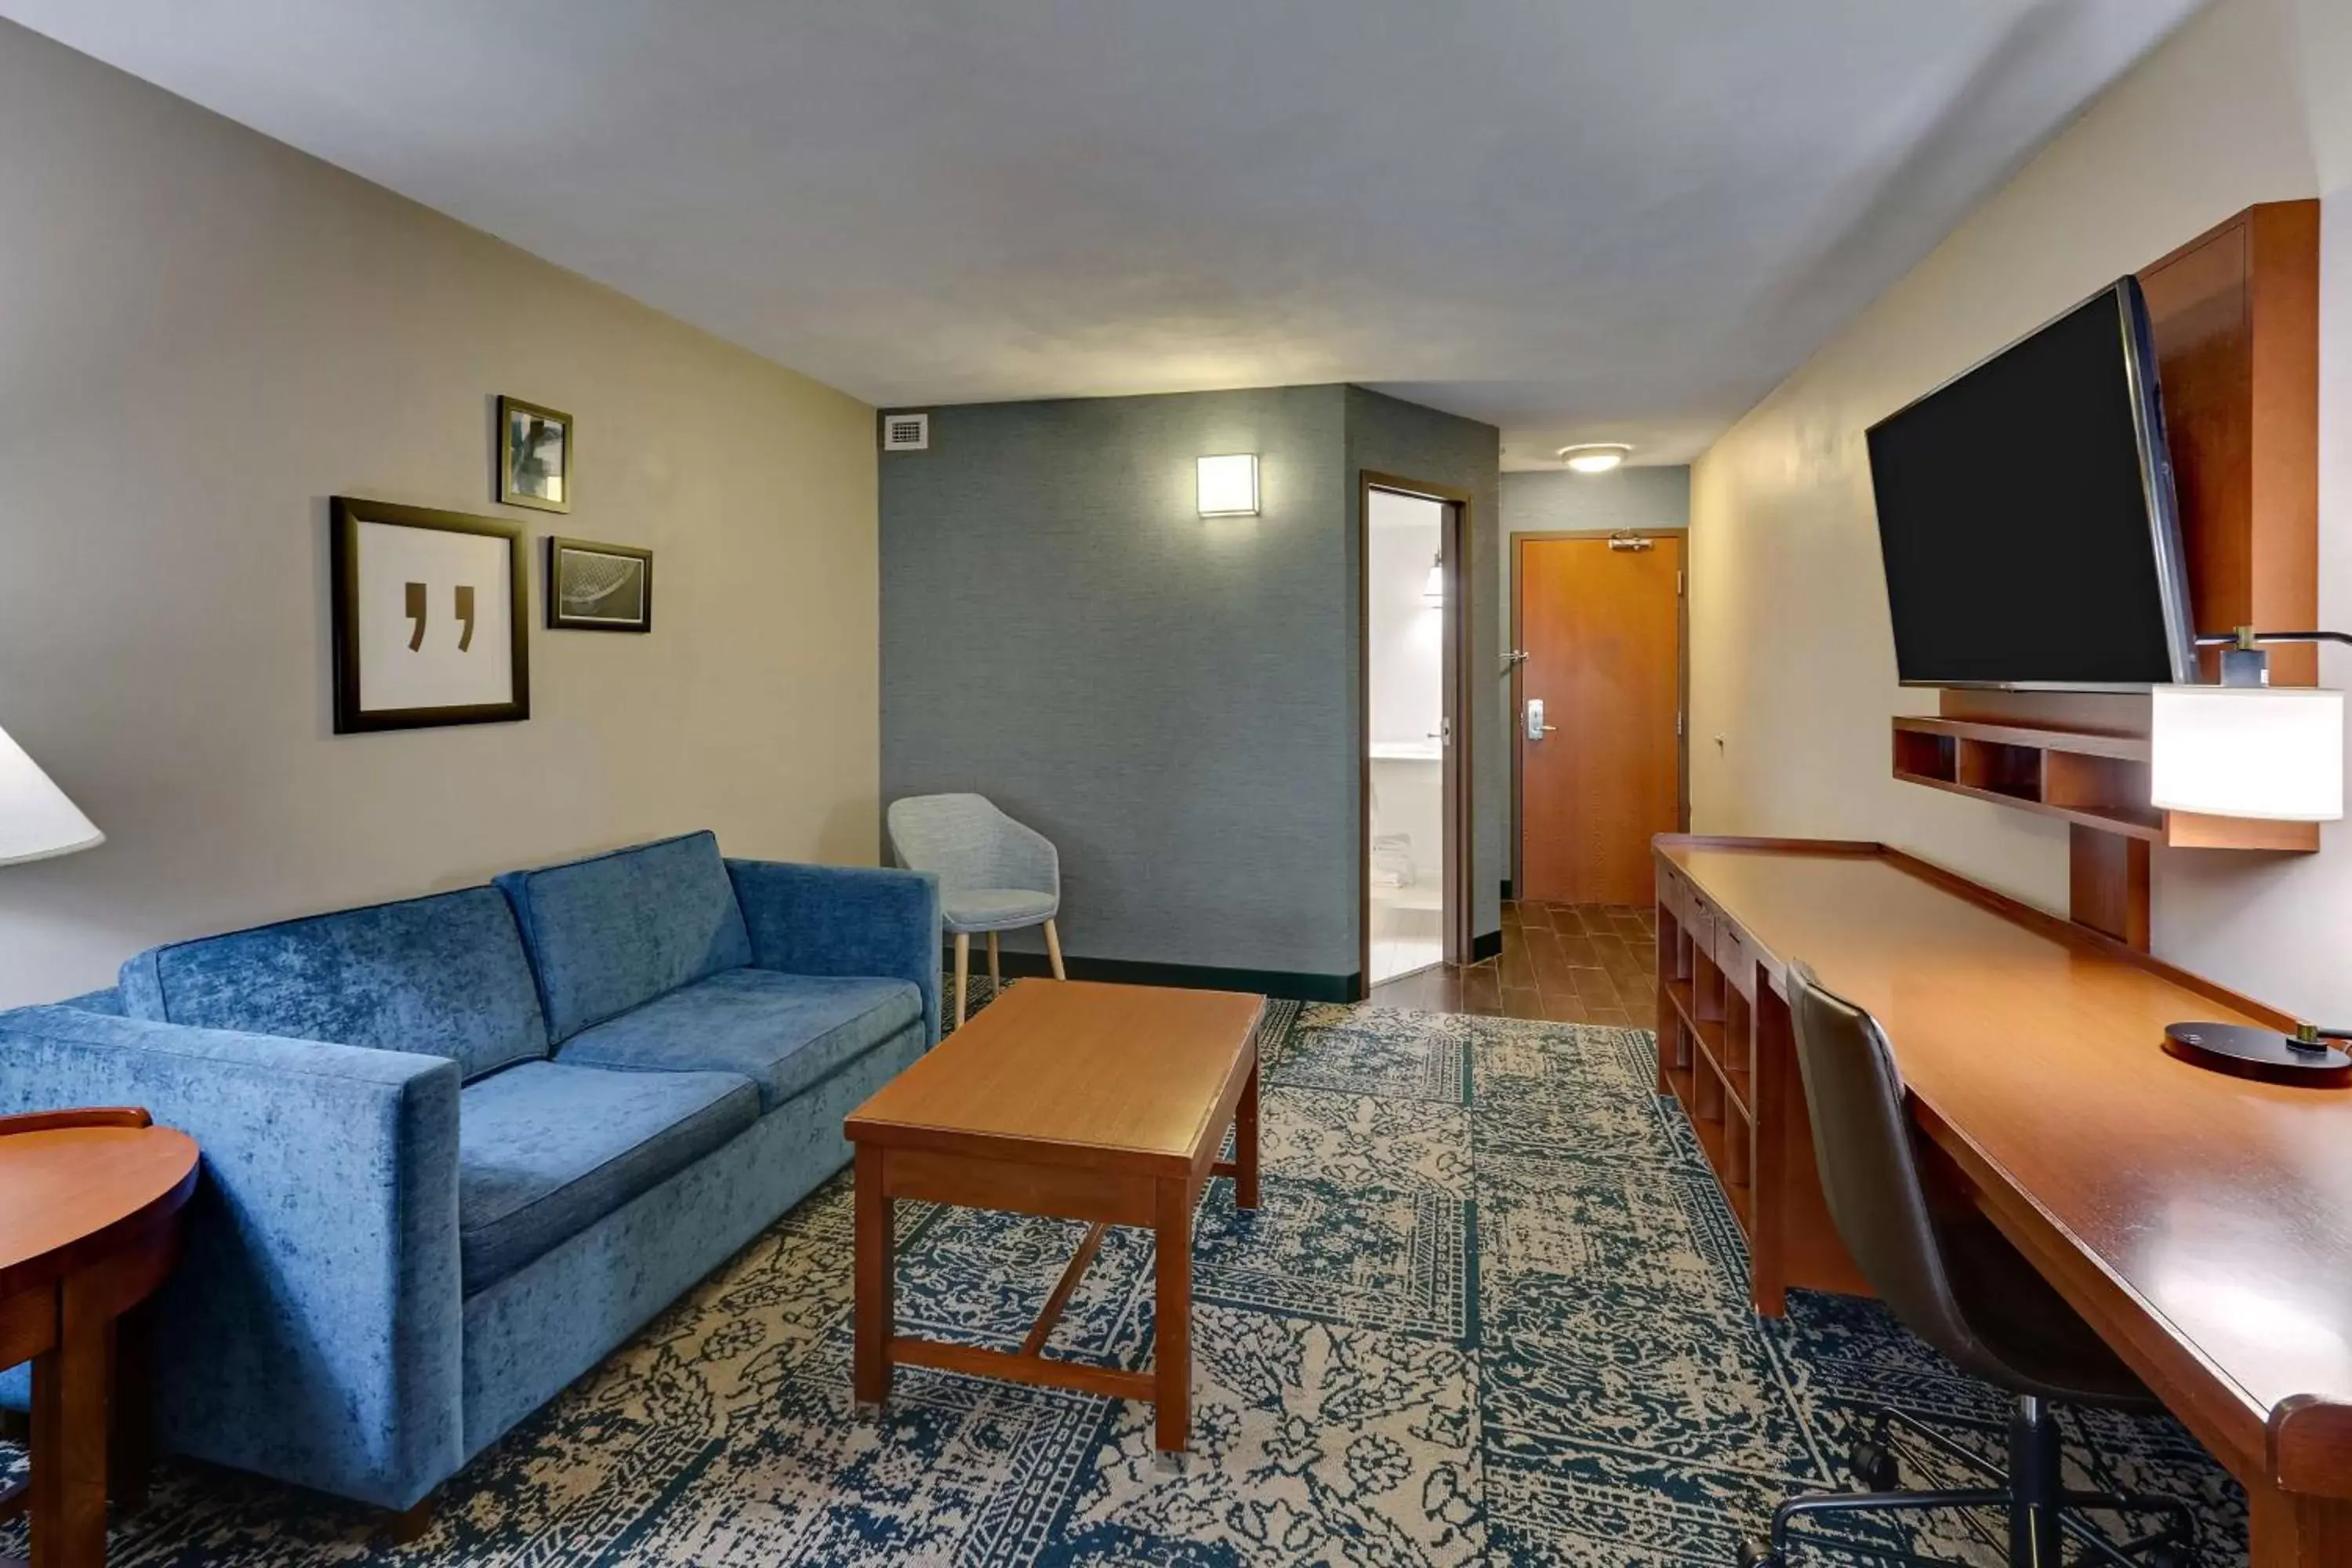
1864, 278, 2197, 690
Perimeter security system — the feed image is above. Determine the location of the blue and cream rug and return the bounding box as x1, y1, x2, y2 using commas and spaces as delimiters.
2, 992, 2246, 1565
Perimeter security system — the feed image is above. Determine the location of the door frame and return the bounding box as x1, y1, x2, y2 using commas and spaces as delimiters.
1508, 528, 1690, 900
1359, 470, 1475, 996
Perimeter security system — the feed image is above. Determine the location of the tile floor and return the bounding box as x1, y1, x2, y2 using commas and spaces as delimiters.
1367, 897, 1657, 1025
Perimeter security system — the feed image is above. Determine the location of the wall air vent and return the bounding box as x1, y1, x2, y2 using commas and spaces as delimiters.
881, 412, 930, 452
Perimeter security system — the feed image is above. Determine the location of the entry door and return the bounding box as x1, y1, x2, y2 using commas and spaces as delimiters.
1517, 535, 1682, 904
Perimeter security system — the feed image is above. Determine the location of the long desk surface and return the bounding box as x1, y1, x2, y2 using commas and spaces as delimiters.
1654, 837, 2352, 1567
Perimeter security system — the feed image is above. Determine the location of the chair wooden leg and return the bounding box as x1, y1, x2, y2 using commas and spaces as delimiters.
987, 931, 1000, 989
953, 932, 970, 1029
1044, 919, 1067, 981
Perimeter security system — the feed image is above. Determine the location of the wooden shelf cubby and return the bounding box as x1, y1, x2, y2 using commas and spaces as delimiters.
1889, 715, 2314, 852
1655, 864, 1757, 1234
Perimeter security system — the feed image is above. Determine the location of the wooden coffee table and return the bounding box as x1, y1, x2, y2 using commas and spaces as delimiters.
1, 1109, 199, 1568
844, 979, 1264, 1454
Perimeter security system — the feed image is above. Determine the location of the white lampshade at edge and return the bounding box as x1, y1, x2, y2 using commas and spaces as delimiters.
2150, 686, 2344, 822
0, 723, 104, 866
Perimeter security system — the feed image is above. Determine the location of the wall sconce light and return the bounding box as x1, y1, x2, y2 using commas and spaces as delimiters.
1422, 554, 1446, 607
1559, 442, 1632, 474
1196, 454, 1260, 517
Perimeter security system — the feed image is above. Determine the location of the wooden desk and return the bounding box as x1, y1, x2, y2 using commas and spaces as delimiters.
1653, 836, 2352, 1567
844, 981, 1264, 1454
0, 1109, 199, 1568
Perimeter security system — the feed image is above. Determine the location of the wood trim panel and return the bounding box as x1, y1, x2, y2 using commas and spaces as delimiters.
1359, 471, 1478, 989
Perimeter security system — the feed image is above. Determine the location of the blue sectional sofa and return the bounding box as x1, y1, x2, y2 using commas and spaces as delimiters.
0, 831, 939, 1513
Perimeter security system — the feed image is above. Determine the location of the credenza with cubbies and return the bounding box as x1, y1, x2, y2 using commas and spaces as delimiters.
1649, 832, 2352, 1567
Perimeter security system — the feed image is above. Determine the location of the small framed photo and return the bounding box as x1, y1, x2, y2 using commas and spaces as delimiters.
498, 395, 572, 513
548, 537, 653, 633
330, 497, 530, 733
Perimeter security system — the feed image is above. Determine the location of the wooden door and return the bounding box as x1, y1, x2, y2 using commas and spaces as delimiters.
1517, 536, 1682, 904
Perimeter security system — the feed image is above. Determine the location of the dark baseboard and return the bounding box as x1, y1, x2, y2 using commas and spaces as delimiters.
1500, 878, 1515, 902
947, 946, 1357, 1004
1472, 929, 1502, 963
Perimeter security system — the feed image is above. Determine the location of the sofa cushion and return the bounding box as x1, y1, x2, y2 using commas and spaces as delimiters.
495, 831, 753, 1043
118, 887, 548, 1082
556, 968, 922, 1112
456, 1061, 758, 1294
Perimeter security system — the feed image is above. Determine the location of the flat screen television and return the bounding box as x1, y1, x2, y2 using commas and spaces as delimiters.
1864, 278, 2197, 689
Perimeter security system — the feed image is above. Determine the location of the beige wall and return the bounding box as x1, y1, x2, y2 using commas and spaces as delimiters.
0, 22, 880, 1007
1690, 0, 2352, 1018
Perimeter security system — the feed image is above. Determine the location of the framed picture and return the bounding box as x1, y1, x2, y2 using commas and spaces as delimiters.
497, 395, 572, 513
547, 536, 653, 633
330, 496, 530, 734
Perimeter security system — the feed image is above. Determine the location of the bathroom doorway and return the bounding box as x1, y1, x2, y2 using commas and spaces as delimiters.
1361, 474, 1472, 989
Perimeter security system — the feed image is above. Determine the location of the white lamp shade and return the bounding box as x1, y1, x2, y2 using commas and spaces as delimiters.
1196, 453, 1259, 517
0, 724, 103, 866
2150, 686, 2344, 822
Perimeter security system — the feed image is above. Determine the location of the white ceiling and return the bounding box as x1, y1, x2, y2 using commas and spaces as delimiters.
4, 0, 2202, 468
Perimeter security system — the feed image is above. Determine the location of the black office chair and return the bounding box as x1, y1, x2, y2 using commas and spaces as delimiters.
1740, 962, 2197, 1568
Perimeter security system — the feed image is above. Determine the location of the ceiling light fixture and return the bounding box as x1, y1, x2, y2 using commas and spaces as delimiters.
1559, 443, 1632, 474
1422, 554, 1445, 607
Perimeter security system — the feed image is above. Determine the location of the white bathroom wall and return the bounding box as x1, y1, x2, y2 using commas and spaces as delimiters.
1367, 492, 1444, 746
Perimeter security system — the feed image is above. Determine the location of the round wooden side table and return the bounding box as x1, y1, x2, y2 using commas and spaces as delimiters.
0, 1109, 199, 1568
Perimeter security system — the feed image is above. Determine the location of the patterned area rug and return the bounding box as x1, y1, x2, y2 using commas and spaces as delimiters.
2, 992, 2247, 1565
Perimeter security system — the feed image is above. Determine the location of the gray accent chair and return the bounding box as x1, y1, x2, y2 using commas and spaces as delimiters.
886, 793, 1065, 1025
1741, 963, 2192, 1568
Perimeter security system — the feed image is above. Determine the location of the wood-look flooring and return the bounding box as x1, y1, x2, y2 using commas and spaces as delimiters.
1365, 898, 1657, 1025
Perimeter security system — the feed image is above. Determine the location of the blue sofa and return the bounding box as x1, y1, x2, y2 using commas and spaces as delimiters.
0, 831, 939, 1512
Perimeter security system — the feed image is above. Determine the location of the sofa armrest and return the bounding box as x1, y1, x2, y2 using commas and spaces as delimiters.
726, 858, 942, 1045
0, 1005, 463, 1511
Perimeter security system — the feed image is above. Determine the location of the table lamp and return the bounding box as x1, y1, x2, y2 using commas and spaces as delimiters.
2150, 627, 2349, 1086
0, 721, 104, 866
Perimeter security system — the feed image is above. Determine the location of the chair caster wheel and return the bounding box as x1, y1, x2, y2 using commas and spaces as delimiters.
1847, 1436, 1900, 1491
1736, 1540, 1783, 1568
2142, 1545, 2189, 1568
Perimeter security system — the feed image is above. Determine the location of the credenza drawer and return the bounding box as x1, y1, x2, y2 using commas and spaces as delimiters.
1682, 886, 1715, 952
1656, 862, 1690, 924
1715, 919, 1758, 1002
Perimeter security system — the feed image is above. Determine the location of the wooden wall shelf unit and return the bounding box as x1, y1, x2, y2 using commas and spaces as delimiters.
1884, 201, 2323, 949
1891, 714, 2318, 853
1653, 835, 2352, 1568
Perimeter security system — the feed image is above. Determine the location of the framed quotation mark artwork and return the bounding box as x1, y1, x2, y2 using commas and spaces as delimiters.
330, 496, 530, 734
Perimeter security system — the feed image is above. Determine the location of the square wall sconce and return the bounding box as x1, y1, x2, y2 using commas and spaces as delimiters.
1196, 453, 1260, 517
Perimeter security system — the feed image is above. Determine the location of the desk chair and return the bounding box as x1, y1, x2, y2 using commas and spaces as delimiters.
887, 793, 1065, 1028
1743, 962, 2194, 1568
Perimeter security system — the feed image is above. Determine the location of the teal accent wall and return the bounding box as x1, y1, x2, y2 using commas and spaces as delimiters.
880, 384, 1501, 985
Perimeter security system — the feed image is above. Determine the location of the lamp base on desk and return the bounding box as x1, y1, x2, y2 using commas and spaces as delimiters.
2162, 1022, 2352, 1087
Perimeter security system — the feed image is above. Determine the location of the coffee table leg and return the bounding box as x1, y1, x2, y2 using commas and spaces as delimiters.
853, 1144, 893, 1406
1236, 1056, 1261, 1211
1154, 1176, 1192, 1454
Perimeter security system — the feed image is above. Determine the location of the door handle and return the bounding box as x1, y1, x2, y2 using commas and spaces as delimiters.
1525, 698, 1555, 741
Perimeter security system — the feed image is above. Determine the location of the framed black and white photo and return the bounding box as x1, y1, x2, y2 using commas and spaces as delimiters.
330, 496, 530, 734
497, 395, 572, 514
547, 537, 653, 632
